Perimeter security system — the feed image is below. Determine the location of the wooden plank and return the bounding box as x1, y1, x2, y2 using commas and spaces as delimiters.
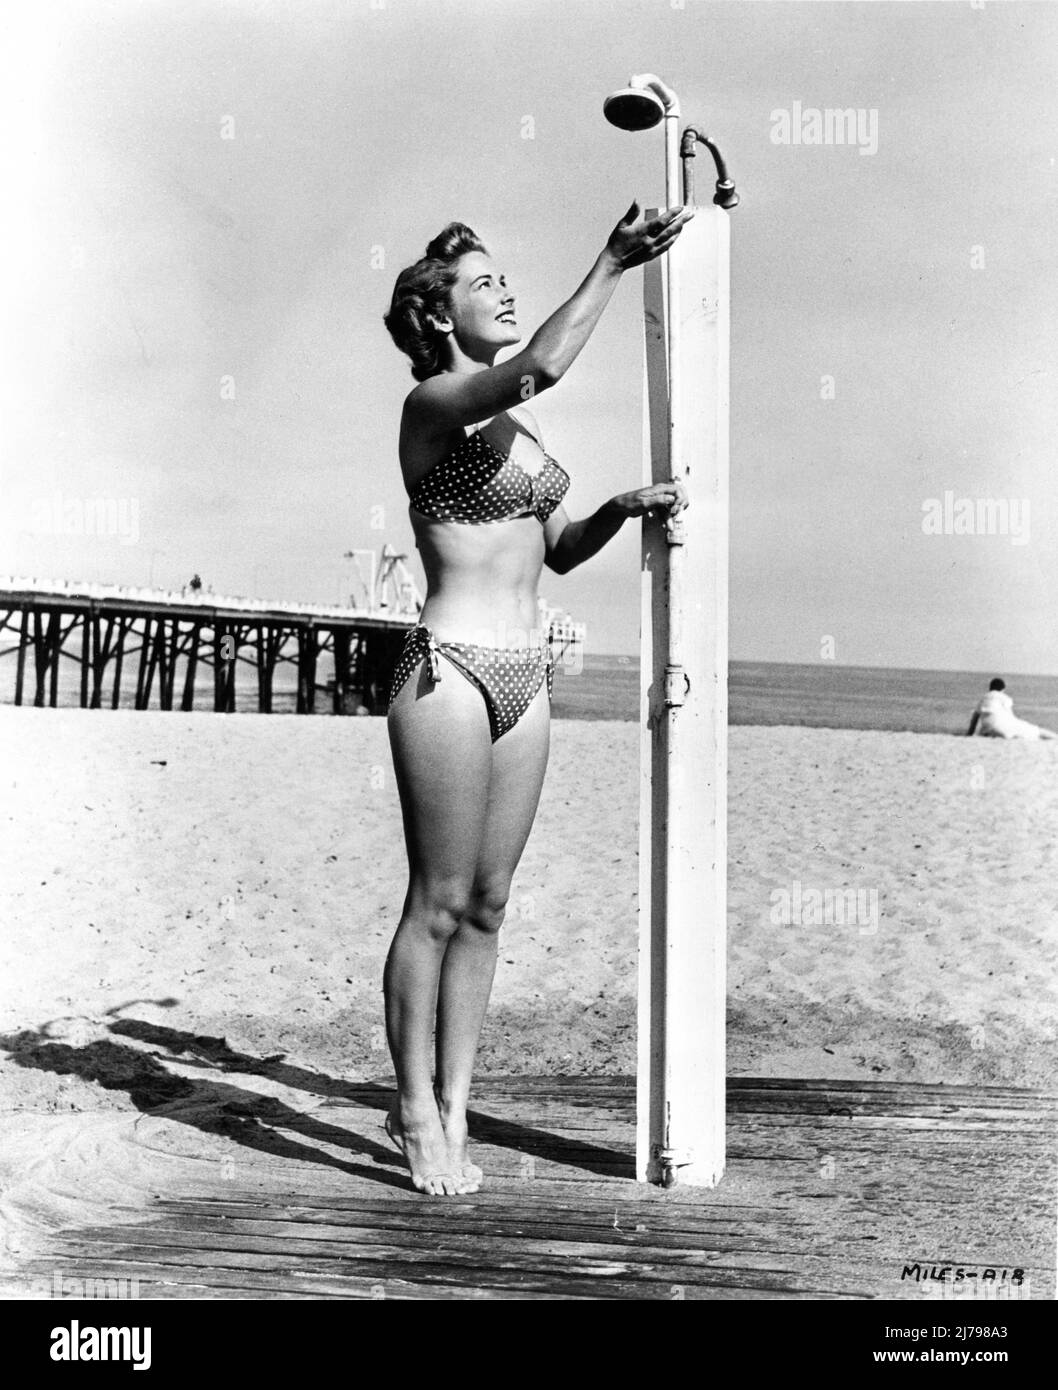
63, 1196, 1051, 1285
117, 1196, 1052, 1267
77, 1212, 836, 1260
89, 612, 110, 708
10, 1076, 1053, 1301
39, 1236, 864, 1299
143, 616, 163, 707
12, 1258, 589, 1300
77, 1232, 1044, 1300
14, 605, 28, 704
49, 612, 64, 706
336, 1094, 1054, 1130
17, 1252, 832, 1301
725, 1076, 1058, 1100
150, 1196, 811, 1234
31, 1189, 1048, 1299
181, 621, 200, 711
255, 625, 268, 713
333, 628, 351, 715
111, 615, 126, 708
297, 625, 318, 715
160, 616, 181, 709
31, 608, 45, 697
134, 614, 152, 709
724, 1109, 1054, 1132
213, 622, 225, 711
457, 1075, 1057, 1108
149, 1192, 814, 1230
79, 611, 90, 707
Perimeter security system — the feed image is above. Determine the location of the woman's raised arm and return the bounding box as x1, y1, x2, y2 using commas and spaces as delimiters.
406, 201, 693, 435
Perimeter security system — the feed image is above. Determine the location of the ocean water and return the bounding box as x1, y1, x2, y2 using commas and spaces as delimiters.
550, 655, 1058, 737
5, 648, 1057, 736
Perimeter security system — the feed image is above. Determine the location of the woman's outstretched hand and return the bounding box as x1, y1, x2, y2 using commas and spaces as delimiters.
609, 481, 689, 519
605, 200, 695, 270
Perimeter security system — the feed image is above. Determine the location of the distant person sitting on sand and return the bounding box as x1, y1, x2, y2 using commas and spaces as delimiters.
966, 678, 1057, 740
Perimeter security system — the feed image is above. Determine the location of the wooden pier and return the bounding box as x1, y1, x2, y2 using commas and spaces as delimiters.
6, 1074, 1054, 1301
0, 575, 586, 716
0, 581, 410, 715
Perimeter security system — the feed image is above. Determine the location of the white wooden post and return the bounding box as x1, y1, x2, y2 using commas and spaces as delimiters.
637, 206, 730, 1187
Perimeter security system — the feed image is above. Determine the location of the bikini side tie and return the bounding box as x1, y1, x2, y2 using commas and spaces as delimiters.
388, 622, 554, 743
423, 627, 442, 684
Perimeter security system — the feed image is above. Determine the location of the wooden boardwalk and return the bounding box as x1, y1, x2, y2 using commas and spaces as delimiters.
12, 1077, 1055, 1301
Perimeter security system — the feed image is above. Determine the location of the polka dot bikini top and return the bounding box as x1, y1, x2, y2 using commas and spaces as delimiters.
408, 429, 571, 525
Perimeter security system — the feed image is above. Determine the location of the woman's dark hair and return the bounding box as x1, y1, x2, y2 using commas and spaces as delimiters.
383, 222, 488, 381
989, 677, 1006, 691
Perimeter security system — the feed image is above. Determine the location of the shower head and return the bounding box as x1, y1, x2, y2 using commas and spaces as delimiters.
603, 74, 684, 208
603, 86, 666, 132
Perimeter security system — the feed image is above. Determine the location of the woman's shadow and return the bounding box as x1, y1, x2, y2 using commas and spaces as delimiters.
0, 1011, 632, 1189
0, 1018, 408, 1188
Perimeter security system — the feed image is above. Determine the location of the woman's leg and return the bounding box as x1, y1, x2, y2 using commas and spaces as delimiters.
434, 675, 551, 1180
385, 655, 493, 1195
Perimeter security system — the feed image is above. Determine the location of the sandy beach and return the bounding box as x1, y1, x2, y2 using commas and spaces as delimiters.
2, 704, 1055, 1088
1, 706, 1056, 1274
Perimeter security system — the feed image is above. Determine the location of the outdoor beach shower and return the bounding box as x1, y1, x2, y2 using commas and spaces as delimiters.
603, 73, 739, 208
602, 72, 738, 1187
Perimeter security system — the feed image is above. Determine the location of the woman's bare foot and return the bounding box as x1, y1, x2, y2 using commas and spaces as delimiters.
385, 1100, 470, 1197
434, 1090, 483, 1191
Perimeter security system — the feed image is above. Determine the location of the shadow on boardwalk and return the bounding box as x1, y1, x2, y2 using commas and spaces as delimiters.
2, 1016, 1055, 1299
0, 1015, 633, 1189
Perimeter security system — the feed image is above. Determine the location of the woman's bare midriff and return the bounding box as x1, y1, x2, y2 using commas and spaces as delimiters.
410, 508, 548, 649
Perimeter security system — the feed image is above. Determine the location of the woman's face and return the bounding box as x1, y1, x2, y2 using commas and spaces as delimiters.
438, 251, 521, 358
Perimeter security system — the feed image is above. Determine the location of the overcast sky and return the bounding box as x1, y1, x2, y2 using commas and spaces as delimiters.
2, 0, 1056, 671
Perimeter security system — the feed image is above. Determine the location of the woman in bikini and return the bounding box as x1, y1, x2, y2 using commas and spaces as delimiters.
381, 200, 693, 1195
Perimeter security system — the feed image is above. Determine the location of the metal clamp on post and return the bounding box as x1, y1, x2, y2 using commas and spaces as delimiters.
656, 1145, 696, 1188
663, 662, 689, 708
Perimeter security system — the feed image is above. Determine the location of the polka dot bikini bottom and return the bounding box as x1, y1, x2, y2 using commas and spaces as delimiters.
388, 622, 554, 743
